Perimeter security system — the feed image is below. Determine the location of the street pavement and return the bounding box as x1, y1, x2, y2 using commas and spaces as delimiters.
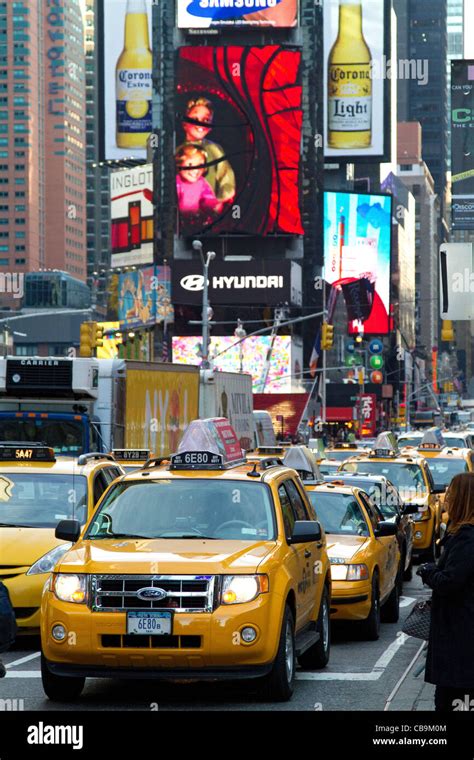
0, 574, 433, 712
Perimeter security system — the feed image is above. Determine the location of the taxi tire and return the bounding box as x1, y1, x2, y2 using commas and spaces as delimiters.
260, 605, 295, 702
381, 579, 400, 624
297, 587, 330, 670
359, 573, 380, 641
41, 655, 85, 702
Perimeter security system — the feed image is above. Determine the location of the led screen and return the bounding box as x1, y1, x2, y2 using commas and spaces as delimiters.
177, 0, 298, 28
172, 335, 300, 393
175, 45, 303, 236
323, 191, 392, 335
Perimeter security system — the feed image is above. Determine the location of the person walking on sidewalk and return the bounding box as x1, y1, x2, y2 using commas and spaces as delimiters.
418, 472, 474, 712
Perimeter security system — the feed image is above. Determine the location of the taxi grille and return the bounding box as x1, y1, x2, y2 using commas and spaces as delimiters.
101, 635, 202, 649
90, 575, 216, 613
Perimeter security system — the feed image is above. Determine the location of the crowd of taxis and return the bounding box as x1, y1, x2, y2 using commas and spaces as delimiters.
0, 419, 467, 703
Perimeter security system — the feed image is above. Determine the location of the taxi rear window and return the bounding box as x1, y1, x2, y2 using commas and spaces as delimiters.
86, 479, 276, 541
426, 458, 469, 488
0, 473, 88, 528
307, 491, 369, 537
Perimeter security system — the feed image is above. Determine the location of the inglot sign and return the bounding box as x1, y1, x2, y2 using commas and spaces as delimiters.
172, 260, 302, 306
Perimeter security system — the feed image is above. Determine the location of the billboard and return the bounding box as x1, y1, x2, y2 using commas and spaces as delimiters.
439, 243, 474, 321
177, 0, 298, 28
451, 60, 474, 229
172, 259, 302, 306
111, 165, 154, 268
172, 335, 301, 393
118, 265, 173, 328
323, 191, 392, 335
101, 0, 153, 161
324, 0, 389, 161
176, 46, 303, 236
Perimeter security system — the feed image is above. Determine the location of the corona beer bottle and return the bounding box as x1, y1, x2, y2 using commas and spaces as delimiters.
116, 0, 152, 149
327, 0, 372, 149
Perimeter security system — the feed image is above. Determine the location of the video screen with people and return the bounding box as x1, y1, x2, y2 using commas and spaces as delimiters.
175, 45, 304, 236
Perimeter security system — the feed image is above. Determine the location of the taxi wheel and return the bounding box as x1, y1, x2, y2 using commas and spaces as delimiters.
260, 605, 295, 702
381, 579, 400, 624
41, 655, 85, 702
359, 573, 380, 641
298, 587, 330, 669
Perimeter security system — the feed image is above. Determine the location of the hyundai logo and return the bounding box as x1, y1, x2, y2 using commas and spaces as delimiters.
137, 587, 167, 601
180, 274, 207, 292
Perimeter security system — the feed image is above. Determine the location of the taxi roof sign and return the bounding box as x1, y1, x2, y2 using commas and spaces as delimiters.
283, 446, 321, 481
419, 428, 445, 449
371, 432, 399, 457
172, 418, 245, 470
112, 449, 150, 461
0, 444, 55, 462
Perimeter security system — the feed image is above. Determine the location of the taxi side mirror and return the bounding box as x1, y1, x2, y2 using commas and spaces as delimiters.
55, 519, 81, 544
289, 520, 322, 544
431, 486, 446, 495
374, 521, 397, 538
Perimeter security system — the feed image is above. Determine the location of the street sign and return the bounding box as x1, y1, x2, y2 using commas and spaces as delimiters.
369, 339, 383, 354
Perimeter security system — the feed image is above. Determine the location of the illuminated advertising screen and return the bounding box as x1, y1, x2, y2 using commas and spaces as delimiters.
118, 266, 173, 328
324, 0, 390, 161
451, 60, 474, 229
172, 335, 301, 392
102, 0, 153, 161
176, 46, 303, 236
323, 191, 392, 335
177, 0, 298, 28
111, 165, 154, 268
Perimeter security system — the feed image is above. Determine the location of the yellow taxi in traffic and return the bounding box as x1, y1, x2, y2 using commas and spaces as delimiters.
40, 419, 332, 703
111, 449, 151, 473
0, 444, 124, 633
339, 433, 445, 560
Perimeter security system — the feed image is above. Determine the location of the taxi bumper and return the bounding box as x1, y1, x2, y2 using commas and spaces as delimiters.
329, 580, 372, 621
3, 572, 49, 632
41, 590, 283, 674
412, 516, 434, 552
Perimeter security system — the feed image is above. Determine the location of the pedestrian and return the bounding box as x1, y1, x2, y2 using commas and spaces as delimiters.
0, 580, 16, 678
418, 472, 474, 712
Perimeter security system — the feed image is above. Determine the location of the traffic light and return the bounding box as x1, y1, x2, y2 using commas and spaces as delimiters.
79, 322, 94, 358
92, 322, 104, 349
321, 322, 334, 350
441, 320, 454, 342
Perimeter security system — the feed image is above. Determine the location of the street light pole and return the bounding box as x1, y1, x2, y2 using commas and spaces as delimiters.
193, 240, 215, 370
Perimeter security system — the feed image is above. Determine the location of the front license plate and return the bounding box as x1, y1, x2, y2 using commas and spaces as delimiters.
127, 611, 172, 635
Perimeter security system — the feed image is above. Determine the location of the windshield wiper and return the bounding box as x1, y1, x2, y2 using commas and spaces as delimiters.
89, 532, 153, 540
0, 522, 33, 528
157, 533, 217, 539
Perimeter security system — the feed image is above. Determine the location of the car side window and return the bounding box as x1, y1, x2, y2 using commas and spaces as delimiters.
103, 467, 121, 485
93, 471, 109, 504
285, 479, 310, 521
358, 492, 382, 532
278, 483, 295, 540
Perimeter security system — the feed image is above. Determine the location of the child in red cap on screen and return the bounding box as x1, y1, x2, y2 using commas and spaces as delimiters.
176, 143, 223, 220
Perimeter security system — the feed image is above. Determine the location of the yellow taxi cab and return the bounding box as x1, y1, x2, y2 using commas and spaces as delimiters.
339, 432, 445, 560
0, 444, 124, 633
323, 443, 369, 463
111, 449, 151, 473
283, 448, 400, 640
40, 418, 332, 703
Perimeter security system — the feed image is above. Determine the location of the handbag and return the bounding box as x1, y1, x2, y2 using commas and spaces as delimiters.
402, 598, 432, 640
0, 581, 16, 653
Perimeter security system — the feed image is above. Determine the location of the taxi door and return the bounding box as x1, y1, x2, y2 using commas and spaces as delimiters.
359, 492, 398, 600
277, 478, 320, 629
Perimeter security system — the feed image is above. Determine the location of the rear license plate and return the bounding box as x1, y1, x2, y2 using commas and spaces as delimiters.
127, 611, 172, 635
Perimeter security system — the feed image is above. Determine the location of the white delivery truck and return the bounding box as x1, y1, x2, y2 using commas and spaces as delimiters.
199, 369, 254, 451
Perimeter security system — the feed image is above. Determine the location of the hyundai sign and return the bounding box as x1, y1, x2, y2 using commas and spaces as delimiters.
172, 260, 302, 306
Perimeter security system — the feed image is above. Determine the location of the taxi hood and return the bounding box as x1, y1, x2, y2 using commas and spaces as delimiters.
0, 527, 65, 568
326, 534, 369, 562
56, 538, 276, 576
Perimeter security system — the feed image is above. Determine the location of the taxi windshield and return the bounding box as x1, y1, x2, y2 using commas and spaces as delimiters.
307, 491, 370, 537
340, 461, 427, 500
86, 479, 276, 541
426, 458, 469, 489
324, 450, 359, 462
0, 473, 88, 528
397, 436, 422, 447
0, 419, 85, 456
318, 462, 341, 475
441, 436, 470, 448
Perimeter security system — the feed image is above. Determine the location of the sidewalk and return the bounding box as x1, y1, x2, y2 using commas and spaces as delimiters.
387, 650, 436, 711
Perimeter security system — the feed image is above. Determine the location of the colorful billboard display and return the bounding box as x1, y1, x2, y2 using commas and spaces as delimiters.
102, 0, 153, 161
172, 335, 301, 393
177, 0, 298, 28
111, 165, 154, 268
323, 191, 392, 335
176, 46, 303, 236
118, 265, 174, 329
324, 0, 389, 161
451, 60, 474, 230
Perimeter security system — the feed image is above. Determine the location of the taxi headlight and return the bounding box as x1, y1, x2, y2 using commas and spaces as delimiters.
330, 563, 369, 581
27, 543, 73, 576
221, 575, 269, 605
52, 574, 87, 604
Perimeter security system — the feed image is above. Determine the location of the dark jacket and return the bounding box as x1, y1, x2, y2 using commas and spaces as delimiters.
421, 524, 474, 688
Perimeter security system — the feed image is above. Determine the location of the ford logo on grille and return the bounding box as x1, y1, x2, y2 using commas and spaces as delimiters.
137, 587, 167, 601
